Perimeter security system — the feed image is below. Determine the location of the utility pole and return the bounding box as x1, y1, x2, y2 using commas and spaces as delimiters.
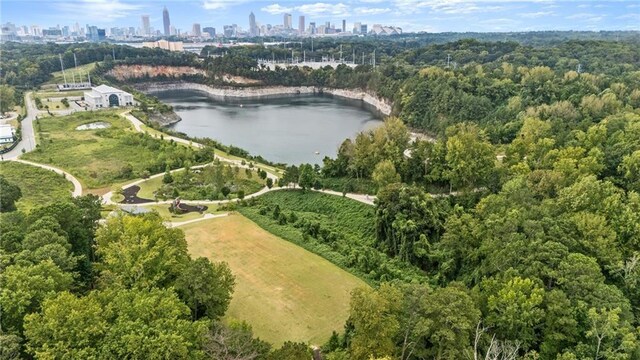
446, 54, 451, 68
340, 44, 343, 63
303, 50, 306, 63
59, 54, 67, 86
112, 47, 116, 61
372, 49, 375, 68
291, 49, 294, 63
577, 63, 582, 74
362, 52, 365, 65
311, 38, 314, 52
352, 49, 355, 64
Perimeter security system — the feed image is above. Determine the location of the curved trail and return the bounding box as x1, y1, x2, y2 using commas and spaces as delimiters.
103, 111, 377, 207
10, 159, 83, 197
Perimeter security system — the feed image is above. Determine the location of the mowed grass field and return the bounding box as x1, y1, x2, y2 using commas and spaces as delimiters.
180, 214, 368, 346
0, 161, 73, 212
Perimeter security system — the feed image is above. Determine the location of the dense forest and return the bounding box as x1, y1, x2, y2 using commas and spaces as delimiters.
1, 33, 640, 359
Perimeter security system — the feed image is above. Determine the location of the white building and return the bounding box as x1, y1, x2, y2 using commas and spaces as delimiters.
84, 85, 134, 109
0, 124, 15, 144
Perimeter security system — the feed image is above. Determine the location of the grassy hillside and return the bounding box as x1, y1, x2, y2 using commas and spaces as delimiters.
181, 214, 367, 346
0, 161, 73, 212
239, 190, 425, 283
21, 111, 207, 189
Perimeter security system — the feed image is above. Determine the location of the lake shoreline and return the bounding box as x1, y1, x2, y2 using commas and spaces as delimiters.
135, 82, 393, 117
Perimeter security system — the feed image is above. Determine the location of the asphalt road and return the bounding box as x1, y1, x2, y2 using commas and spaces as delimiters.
1, 92, 38, 160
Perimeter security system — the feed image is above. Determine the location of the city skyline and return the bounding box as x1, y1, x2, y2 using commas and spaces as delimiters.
1, 0, 639, 34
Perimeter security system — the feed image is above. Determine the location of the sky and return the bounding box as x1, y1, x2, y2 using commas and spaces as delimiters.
1, 0, 639, 33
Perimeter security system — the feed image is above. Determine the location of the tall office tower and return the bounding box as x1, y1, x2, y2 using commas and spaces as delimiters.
360, 24, 367, 34
298, 16, 305, 34
309, 22, 316, 34
163, 7, 171, 36
203, 27, 216, 38
141, 15, 150, 36
249, 12, 257, 36
284, 13, 292, 29
353, 22, 361, 34
342, 19, 346, 32
192, 23, 201, 37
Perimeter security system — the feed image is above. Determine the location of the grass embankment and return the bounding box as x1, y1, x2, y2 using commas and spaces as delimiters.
136, 163, 264, 201
239, 190, 426, 283
22, 111, 211, 189
0, 161, 73, 212
181, 214, 367, 346
46, 62, 97, 85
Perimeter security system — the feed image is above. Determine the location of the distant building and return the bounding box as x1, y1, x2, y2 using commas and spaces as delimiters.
84, 85, 133, 110
192, 23, 201, 37
141, 15, 150, 36
360, 24, 368, 35
42, 28, 62, 38
342, 20, 346, 33
223, 25, 235, 37
142, 39, 184, 52
249, 12, 258, 36
298, 16, 305, 34
0, 124, 15, 144
370, 24, 402, 36
309, 22, 316, 35
203, 27, 216, 38
163, 7, 171, 36
284, 13, 292, 29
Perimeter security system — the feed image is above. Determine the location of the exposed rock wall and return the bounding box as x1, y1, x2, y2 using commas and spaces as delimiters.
136, 82, 392, 116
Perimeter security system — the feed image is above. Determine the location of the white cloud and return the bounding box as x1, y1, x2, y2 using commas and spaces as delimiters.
55, 0, 143, 22
359, 0, 386, 3
260, 2, 350, 17
295, 3, 350, 17
393, 0, 509, 15
355, 7, 392, 15
261, 4, 293, 14
617, 13, 640, 20
519, 11, 555, 18
566, 13, 604, 21
203, 0, 246, 10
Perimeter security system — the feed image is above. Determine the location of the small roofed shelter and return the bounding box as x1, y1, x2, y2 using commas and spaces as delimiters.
0, 124, 15, 144
84, 85, 134, 109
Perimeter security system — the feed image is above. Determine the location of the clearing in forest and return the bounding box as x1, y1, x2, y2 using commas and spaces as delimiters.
180, 213, 367, 346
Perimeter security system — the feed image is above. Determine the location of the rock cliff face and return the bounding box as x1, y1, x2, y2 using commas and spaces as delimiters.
136, 82, 393, 116
147, 110, 181, 126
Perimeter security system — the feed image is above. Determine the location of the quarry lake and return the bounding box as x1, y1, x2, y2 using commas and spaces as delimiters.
155, 89, 383, 165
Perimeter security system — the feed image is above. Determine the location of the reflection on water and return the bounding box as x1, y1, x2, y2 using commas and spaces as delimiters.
155, 90, 384, 165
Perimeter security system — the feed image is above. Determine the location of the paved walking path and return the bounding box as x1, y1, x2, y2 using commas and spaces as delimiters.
10, 159, 83, 197
167, 212, 229, 228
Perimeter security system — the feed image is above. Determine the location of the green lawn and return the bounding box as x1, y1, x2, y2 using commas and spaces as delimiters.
0, 161, 73, 212
136, 162, 264, 201
21, 111, 205, 189
36, 90, 85, 98
181, 214, 368, 346
46, 62, 98, 85
143, 204, 222, 222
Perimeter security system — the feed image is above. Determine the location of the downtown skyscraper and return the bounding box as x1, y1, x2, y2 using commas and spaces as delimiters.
249, 12, 257, 37
141, 15, 150, 36
163, 7, 170, 36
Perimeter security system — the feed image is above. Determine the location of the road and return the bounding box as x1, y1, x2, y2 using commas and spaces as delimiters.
2, 92, 38, 160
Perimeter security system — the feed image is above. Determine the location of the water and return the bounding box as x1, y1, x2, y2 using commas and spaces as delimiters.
155, 90, 383, 165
